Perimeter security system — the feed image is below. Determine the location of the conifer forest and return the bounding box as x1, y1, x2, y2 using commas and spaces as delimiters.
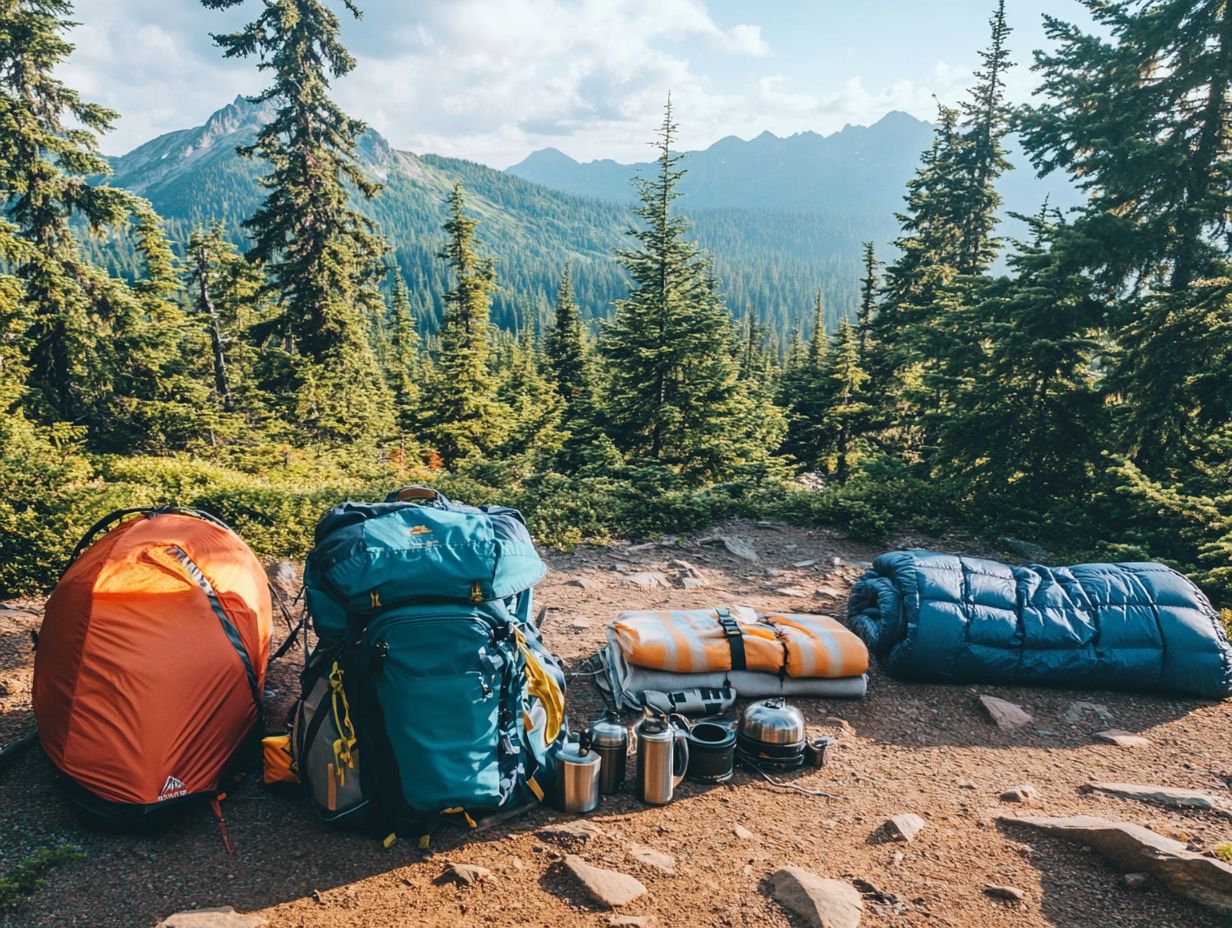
2, 0, 1231, 614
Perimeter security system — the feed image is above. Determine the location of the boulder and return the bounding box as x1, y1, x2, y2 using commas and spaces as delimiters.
158, 909, 266, 928
979, 695, 1033, 731
1088, 782, 1232, 819
1001, 814, 1232, 914
767, 867, 863, 928
563, 855, 648, 909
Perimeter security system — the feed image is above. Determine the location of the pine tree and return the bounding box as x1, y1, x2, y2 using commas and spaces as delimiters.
497, 326, 564, 472
187, 224, 238, 412
777, 292, 833, 471
1021, 0, 1232, 479
202, 0, 393, 443
423, 184, 508, 465
932, 212, 1108, 526
856, 242, 881, 364
601, 98, 773, 480
0, 0, 182, 433
545, 265, 588, 407
953, 0, 1013, 276
821, 319, 872, 481
385, 270, 422, 440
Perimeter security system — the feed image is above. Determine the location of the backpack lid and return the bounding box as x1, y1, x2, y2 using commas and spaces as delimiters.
304, 487, 546, 634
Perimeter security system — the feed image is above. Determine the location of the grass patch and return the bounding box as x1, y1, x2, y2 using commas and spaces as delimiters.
0, 844, 83, 912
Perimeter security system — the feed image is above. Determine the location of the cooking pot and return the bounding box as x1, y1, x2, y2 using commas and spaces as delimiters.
737, 697, 806, 769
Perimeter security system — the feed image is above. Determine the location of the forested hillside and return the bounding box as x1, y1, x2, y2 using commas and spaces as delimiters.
1, 0, 1230, 626
96, 95, 877, 336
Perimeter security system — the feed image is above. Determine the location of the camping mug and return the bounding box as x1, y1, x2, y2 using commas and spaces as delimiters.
589, 711, 629, 794
635, 710, 690, 805
553, 738, 602, 813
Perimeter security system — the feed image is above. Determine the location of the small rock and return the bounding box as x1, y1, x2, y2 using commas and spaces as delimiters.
823, 716, 854, 735
793, 559, 819, 568
626, 542, 658, 554
609, 917, 655, 928
814, 585, 845, 600
733, 824, 756, 840
542, 821, 607, 842
979, 695, 1034, 731
1001, 814, 1232, 914
568, 577, 602, 590
563, 855, 647, 909
436, 863, 493, 886
957, 779, 976, 790
997, 537, 1049, 561
158, 911, 266, 928
681, 577, 705, 590
699, 534, 760, 563
625, 842, 676, 874
984, 885, 1024, 903
881, 813, 926, 843
891, 851, 905, 866
621, 571, 669, 589
1123, 872, 1149, 890
265, 560, 298, 596
1093, 729, 1152, 748
1062, 701, 1113, 726
1088, 782, 1232, 819
767, 867, 863, 928
1000, 784, 1040, 804
776, 586, 810, 597
669, 559, 700, 577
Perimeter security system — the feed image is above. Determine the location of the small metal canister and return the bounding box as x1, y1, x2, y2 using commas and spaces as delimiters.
589, 711, 629, 794
553, 740, 602, 813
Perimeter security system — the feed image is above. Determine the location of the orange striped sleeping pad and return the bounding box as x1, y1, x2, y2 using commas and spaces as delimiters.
610, 606, 868, 679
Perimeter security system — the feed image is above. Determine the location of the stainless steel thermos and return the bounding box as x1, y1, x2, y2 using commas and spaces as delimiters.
635, 710, 690, 805
553, 739, 602, 813
588, 711, 629, 794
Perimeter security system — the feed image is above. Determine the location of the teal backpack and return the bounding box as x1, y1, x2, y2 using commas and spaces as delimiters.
295, 486, 566, 846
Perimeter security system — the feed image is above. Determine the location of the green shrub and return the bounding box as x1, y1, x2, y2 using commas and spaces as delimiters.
0, 844, 83, 912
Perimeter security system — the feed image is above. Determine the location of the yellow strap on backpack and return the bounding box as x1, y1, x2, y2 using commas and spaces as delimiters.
514, 627, 564, 743
328, 661, 358, 785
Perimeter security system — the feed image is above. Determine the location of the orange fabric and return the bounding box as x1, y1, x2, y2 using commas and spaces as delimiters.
610, 606, 868, 679
33, 512, 271, 806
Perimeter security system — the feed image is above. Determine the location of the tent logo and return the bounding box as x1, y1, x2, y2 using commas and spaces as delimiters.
157, 775, 187, 802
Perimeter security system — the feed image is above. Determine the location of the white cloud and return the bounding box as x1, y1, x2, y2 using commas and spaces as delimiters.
65, 0, 983, 167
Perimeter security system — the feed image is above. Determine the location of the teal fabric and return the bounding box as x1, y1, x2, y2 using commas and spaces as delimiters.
304, 493, 546, 639
847, 551, 1232, 698
300, 487, 564, 833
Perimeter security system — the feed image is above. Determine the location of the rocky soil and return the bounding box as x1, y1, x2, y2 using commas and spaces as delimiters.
2, 518, 1231, 927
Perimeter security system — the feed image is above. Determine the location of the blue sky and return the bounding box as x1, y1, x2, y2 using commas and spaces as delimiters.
66, 0, 1089, 166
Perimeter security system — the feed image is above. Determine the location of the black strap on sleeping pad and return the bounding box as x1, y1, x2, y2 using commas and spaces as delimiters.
716, 607, 747, 672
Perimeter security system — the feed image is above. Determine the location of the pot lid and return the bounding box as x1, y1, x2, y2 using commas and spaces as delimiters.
739, 697, 806, 745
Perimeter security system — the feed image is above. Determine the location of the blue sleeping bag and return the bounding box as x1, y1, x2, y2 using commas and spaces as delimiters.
846, 551, 1232, 698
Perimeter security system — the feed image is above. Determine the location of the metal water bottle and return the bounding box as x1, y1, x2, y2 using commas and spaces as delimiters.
589, 711, 629, 795
635, 710, 690, 805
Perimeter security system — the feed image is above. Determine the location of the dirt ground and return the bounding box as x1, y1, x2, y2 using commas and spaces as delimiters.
2, 518, 1231, 928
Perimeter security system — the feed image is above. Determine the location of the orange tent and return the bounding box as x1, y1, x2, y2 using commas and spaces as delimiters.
33, 508, 271, 825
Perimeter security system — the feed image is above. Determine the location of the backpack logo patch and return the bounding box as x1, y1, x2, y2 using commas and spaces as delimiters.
157, 775, 187, 801
408, 525, 433, 535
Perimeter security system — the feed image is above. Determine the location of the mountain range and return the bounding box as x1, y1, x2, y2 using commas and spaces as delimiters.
97, 97, 1080, 338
